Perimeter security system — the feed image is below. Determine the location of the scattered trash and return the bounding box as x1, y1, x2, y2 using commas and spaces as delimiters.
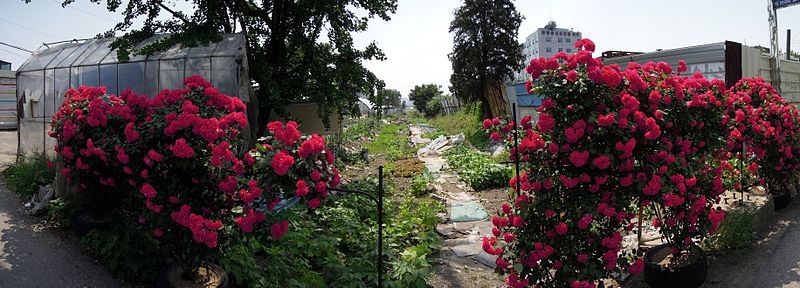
418, 133, 464, 157
27, 184, 54, 215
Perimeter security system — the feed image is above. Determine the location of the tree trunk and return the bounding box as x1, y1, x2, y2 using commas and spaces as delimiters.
480, 95, 493, 120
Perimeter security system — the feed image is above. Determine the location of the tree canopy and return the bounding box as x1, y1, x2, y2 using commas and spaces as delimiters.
42, 0, 397, 133
369, 87, 401, 118
449, 0, 523, 118
408, 83, 443, 117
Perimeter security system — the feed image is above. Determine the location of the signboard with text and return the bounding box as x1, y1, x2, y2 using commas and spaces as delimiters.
774, 0, 800, 9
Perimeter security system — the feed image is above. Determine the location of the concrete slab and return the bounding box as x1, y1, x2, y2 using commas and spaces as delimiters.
451, 201, 488, 222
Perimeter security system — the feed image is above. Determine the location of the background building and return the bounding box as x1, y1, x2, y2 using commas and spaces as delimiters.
515, 21, 583, 82
503, 21, 583, 124
0, 60, 16, 129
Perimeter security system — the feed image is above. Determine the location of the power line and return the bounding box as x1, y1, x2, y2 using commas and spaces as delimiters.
0, 41, 33, 53
0, 46, 28, 58
51, 0, 118, 23
0, 18, 59, 40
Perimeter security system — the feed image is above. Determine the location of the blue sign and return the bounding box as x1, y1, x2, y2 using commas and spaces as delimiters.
774, 0, 800, 9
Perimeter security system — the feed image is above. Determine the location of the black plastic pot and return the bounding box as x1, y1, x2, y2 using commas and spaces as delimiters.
644, 244, 707, 288
72, 209, 114, 237
155, 263, 230, 288
774, 192, 793, 210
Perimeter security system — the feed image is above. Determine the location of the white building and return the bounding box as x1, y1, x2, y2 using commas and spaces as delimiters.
514, 21, 583, 82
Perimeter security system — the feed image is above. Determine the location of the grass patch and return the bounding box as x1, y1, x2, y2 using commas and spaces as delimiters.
365, 124, 416, 160
1, 152, 56, 197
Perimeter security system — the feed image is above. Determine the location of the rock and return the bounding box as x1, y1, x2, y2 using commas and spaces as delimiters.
437, 223, 457, 237
490, 144, 506, 157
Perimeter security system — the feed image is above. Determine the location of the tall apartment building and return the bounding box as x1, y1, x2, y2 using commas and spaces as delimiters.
514, 21, 583, 82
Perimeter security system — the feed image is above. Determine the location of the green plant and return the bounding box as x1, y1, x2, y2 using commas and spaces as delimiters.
409, 174, 432, 196
704, 205, 757, 251
46, 198, 74, 227
81, 220, 165, 283
1, 152, 55, 197
416, 102, 489, 149
389, 159, 426, 178
444, 145, 512, 190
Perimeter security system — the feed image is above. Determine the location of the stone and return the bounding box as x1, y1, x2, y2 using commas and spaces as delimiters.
437, 223, 456, 237
471, 251, 498, 268
451, 243, 482, 257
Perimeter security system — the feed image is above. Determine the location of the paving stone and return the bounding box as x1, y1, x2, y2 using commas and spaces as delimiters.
451, 201, 489, 222
451, 243, 482, 257
471, 250, 498, 268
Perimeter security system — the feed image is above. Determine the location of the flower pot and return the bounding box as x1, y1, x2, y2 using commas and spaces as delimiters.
774, 191, 792, 210
72, 209, 114, 237
643, 244, 707, 288
155, 263, 230, 288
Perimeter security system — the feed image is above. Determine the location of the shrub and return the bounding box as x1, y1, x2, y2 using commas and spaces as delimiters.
444, 145, 511, 190
409, 173, 432, 196
704, 205, 757, 251
481, 39, 729, 287
1, 152, 55, 197
46, 198, 74, 227
81, 220, 164, 283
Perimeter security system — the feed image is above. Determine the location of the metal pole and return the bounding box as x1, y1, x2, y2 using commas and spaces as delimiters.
377, 166, 384, 287
787, 29, 792, 60
512, 104, 521, 198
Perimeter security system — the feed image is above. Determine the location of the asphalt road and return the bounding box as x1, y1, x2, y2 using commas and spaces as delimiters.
0, 129, 119, 288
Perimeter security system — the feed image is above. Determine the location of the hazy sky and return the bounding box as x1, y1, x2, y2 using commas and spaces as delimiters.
2, 0, 799, 99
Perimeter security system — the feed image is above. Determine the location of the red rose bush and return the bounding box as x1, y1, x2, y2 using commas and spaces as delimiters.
481, 39, 732, 287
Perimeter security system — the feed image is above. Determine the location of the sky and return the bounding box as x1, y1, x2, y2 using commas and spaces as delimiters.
2, 0, 800, 101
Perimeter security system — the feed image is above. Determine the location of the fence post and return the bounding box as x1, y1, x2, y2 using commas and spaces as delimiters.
377, 166, 384, 287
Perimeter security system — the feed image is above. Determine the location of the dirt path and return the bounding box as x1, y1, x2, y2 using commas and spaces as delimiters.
0, 181, 119, 288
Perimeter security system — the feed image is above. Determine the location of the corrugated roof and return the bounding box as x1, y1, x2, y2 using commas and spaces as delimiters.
18, 33, 245, 72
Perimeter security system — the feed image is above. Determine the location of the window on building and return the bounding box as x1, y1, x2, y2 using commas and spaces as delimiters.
558, 48, 563, 52
546, 47, 552, 52
567, 48, 572, 53
558, 38, 563, 43
546, 37, 551, 42
566, 38, 571, 43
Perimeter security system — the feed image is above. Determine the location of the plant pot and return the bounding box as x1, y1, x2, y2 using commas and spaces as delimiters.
773, 191, 792, 210
643, 244, 707, 288
72, 209, 114, 237
155, 263, 230, 288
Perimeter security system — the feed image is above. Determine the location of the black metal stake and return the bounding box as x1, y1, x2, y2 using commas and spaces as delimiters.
512, 104, 521, 198
378, 166, 384, 288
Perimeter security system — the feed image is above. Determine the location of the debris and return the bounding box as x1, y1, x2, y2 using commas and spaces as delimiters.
27, 184, 54, 215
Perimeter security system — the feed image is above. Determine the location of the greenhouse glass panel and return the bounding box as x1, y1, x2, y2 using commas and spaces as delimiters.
186, 57, 211, 81
144, 60, 159, 97
213, 35, 244, 57
44, 69, 55, 118
159, 59, 185, 91
18, 46, 65, 72
70, 40, 105, 68
17, 71, 44, 119
46, 43, 82, 69
118, 62, 145, 95
77, 39, 114, 66
54, 42, 92, 68
99, 64, 118, 95
211, 57, 237, 97
54, 68, 69, 112
79, 66, 99, 87
70, 66, 80, 89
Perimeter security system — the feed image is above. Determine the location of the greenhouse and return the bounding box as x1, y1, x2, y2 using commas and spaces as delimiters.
14, 33, 253, 155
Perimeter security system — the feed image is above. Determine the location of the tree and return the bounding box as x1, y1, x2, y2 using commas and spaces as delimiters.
40, 0, 397, 134
408, 84, 443, 117
369, 87, 401, 119
449, 0, 523, 118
